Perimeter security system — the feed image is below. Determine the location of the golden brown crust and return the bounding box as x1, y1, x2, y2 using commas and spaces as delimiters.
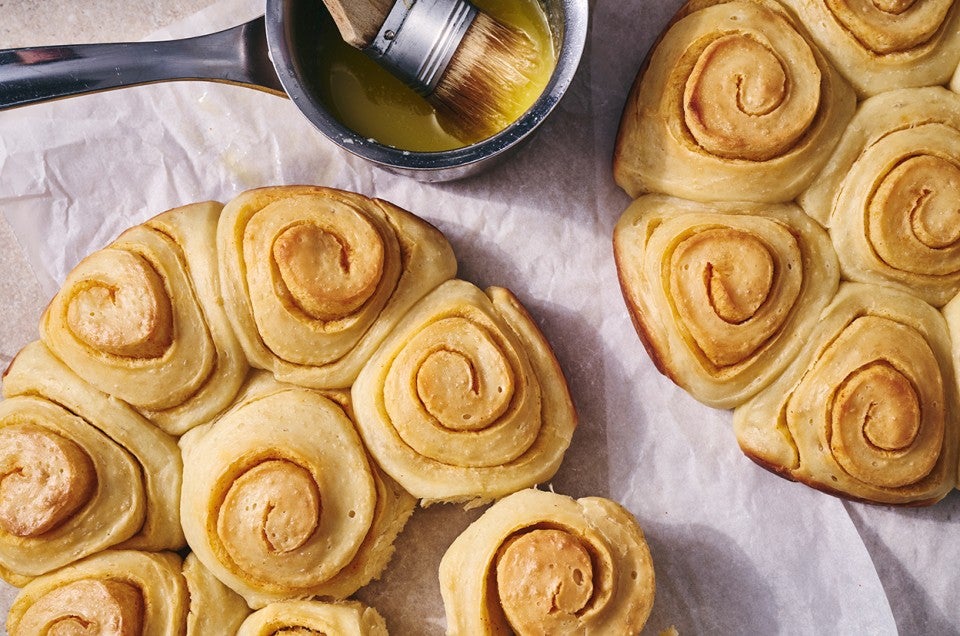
179, 372, 414, 608
38, 201, 247, 435
740, 451, 943, 508
613, 0, 856, 203
733, 283, 959, 505
778, 0, 960, 96
351, 280, 577, 506
613, 257, 673, 381
216, 185, 456, 390
613, 195, 839, 408
0, 341, 184, 586
6, 550, 189, 636
439, 489, 655, 635
799, 87, 960, 307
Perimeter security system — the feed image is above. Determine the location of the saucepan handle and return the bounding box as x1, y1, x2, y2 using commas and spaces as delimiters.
0, 16, 284, 110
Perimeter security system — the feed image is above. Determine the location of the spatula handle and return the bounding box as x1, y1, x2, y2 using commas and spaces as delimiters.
0, 17, 282, 111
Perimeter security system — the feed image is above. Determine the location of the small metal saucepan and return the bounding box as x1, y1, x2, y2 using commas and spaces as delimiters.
0, 0, 588, 182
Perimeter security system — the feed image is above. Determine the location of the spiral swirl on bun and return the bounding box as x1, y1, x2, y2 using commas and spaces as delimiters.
800, 87, 960, 307
39, 202, 247, 435
614, 195, 839, 408
179, 373, 415, 608
0, 342, 184, 586
734, 283, 959, 505
351, 280, 577, 505
439, 489, 655, 635
613, 0, 856, 203
216, 186, 456, 389
779, 0, 960, 95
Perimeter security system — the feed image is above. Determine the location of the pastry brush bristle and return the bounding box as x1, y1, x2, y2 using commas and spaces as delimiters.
430, 11, 541, 140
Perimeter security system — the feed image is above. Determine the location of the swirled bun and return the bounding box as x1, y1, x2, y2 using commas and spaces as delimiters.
236, 600, 388, 636
800, 87, 960, 307
38, 202, 247, 435
351, 280, 577, 506
613, 0, 856, 203
734, 283, 959, 505
6, 550, 189, 635
0, 341, 184, 586
439, 489, 655, 635
216, 185, 457, 389
179, 373, 415, 608
778, 0, 960, 96
614, 195, 839, 408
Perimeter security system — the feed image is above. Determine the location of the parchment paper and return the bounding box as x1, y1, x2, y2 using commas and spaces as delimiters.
1, 0, 958, 633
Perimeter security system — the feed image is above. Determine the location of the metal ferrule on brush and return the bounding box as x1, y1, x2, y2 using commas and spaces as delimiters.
365, 0, 478, 96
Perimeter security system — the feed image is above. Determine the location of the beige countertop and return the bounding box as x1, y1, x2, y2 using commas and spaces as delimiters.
0, 1, 220, 48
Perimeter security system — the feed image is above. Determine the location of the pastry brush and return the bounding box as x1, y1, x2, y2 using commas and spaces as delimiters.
323, 0, 540, 139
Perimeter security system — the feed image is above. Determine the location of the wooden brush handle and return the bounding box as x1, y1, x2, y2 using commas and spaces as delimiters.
323, 0, 396, 49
